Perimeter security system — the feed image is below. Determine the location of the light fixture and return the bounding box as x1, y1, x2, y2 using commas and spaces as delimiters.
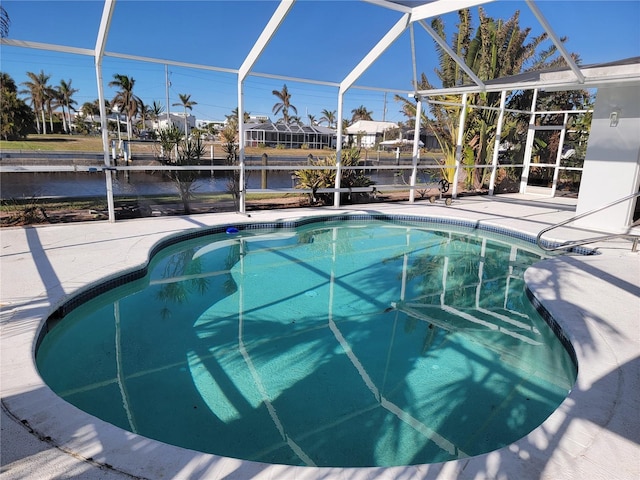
610, 110, 620, 127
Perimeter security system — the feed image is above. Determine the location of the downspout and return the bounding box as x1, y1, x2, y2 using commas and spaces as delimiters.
550, 112, 570, 196
334, 90, 345, 208
451, 93, 468, 199
409, 23, 420, 203
409, 96, 422, 203
520, 88, 539, 194
488, 90, 507, 195
237, 82, 246, 212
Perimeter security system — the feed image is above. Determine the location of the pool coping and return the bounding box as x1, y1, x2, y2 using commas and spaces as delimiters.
2, 198, 639, 479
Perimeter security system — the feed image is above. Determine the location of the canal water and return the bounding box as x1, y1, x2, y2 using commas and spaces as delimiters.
1, 169, 419, 199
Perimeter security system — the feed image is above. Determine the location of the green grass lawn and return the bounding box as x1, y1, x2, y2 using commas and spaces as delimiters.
0, 134, 106, 151
1, 134, 439, 160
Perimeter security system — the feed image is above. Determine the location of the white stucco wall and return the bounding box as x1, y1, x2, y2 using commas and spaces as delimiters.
575, 84, 640, 231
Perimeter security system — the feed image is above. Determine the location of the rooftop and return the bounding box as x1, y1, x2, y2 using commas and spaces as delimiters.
244, 122, 335, 135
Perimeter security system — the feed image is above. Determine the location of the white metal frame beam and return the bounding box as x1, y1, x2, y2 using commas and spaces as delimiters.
414, 74, 640, 97
488, 90, 507, 195
410, 0, 496, 22
451, 93, 468, 198
520, 88, 539, 194
525, 0, 585, 84
3, 0, 628, 221
237, 0, 296, 81
409, 98, 423, 202
362, 0, 413, 14
335, 12, 412, 207
340, 13, 412, 94
0, 38, 93, 56
237, 0, 296, 213
95, 0, 116, 223
418, 20, 485, 89
106, 51, 237, 74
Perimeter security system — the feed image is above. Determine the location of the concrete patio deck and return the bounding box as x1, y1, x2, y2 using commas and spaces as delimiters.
1, 195, 638, 479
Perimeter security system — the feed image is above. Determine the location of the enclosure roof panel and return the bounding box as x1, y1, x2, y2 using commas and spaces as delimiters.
416, 57, 640, 96
1, 0, 639, 122
244, 122, 335, 135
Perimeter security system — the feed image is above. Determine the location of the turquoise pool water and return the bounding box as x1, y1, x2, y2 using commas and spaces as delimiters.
36, 219, 576, 467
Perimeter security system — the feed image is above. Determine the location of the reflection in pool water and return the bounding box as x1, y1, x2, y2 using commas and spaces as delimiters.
37, 219, 576, 467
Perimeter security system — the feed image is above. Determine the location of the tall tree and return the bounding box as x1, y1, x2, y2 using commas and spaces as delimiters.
351, 105, 373, 122
45, 87, 56, 133
21, 70, 51, 134
1, 72, 35, 140
81, 99, 105, 119
460, 8, 551, 184
319, 109, 336, 128
0, 5, 10, 38
56, 79, 77, 134
226, 107, 250, 130
138, 102, 150, 132
149, 100, 165, 131
157, 124, 203, 214
51, 87, 68, 133
221, 122, 242, 210
272, 84, 297, 124
109, 74, 142, 140
172, 93, 197, 137
396, 7, 583, 187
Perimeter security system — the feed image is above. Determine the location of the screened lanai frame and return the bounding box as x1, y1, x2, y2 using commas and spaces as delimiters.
244, 122, 335, 150
2, 0, 639, 222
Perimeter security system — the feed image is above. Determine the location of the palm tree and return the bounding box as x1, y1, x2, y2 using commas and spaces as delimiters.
79, 98, 108, 121
149, 100, 165, 131
172, 93, 197, 137
108, 74, 142, 140
396, 7, 580, 187
81, 101, 99, 118
351, 105, 373, 122
454, 8, 569, 187
1, 72, 35, 140
21, 70, 51, 134
307, 114, 317, 126
225, 107, 250, 133
319, 109, 336, 128
56, 79, 78, 134
138, 102, 151, 133
50, 88, 67, 133
44, 86, 59, 133
157, 124, 203, 214
0, 5, 10, 38
272, 84, 297, 124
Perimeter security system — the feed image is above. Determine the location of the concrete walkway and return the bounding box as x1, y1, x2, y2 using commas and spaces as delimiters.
1, 196, 638, 479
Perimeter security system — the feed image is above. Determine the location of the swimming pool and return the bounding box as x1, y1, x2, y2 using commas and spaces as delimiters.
36, 216, 577, 468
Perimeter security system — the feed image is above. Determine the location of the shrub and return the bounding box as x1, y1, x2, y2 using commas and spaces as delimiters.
1, 196, 49, 226
294, 148, 374, 205
157, 125, 204, 214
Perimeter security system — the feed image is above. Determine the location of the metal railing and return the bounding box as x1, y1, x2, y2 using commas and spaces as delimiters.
536, 191, 640, 252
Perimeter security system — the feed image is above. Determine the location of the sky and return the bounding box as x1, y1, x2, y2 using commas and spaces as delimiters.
2, 0, 639, 125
